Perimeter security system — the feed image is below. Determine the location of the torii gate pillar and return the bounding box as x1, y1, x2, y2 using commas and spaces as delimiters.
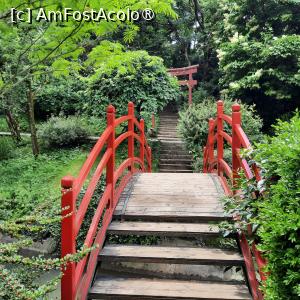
168, 65, 199, 105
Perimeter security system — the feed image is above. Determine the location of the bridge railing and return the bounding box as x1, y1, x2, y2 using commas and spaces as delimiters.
203, 101, 266, 300
61, 102, 152, 300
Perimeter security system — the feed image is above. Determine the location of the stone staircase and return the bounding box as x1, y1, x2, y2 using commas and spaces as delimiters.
158, 112, 193, 173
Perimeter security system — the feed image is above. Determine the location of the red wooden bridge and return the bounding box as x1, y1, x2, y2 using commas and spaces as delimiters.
61, 101, 266, 300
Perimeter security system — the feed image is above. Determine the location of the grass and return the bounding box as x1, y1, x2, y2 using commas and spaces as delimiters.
0, 123, 159, 223
0, 139, 89, 220
0, 116, 9, 131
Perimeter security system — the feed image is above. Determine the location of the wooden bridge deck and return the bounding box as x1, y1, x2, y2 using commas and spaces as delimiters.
88, 173, 252, 299
115, 173, 226, 221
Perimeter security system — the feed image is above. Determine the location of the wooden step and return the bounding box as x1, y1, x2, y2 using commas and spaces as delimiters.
89, 276, 251, 299
107, 221, 220, 237
99, 245, 244, 265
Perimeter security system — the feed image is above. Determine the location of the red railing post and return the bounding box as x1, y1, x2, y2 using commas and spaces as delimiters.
232, 103, 241, 191
128, 102, 135, 174
188, 71, 193, 105
217, 101, 224, 176
151, 114, 155, 130
208, 118, 215, 171
148, 146, 152, 172
140, 119, 145, 171
203, 146, 207, 172
61, 175, 76, 300
106, 105, 115, 209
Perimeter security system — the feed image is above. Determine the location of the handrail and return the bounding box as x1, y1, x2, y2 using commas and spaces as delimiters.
203, 100, 266, 300
61, 102, 152, 300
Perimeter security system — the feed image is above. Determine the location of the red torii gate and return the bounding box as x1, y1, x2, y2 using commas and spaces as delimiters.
168, 65, 199, 105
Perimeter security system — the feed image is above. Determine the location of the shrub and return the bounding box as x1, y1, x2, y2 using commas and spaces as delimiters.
85, 50, 180, 126
34, 76, 86, 119
0, 137, 15, 160
38, 116, 90, 148
178, 98, 263, 170
253, 114, 300, 299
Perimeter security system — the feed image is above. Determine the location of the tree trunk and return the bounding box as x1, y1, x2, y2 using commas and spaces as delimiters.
184, 45, 191, 66
27, 79, 39, 157
4, 109, 22, 142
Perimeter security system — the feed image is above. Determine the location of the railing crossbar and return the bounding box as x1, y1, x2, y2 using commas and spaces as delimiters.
203, 100, 266, 300
61, 102, 152, 300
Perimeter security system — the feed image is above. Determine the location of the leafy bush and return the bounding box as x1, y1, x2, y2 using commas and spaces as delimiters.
219, 34, 300, 102
178, 98, 263, 170
38, 116, 90, 148
253, 114, 300, 299
85, 50, 180, 126
34, 76, 87, 119
0, 137, 15, 160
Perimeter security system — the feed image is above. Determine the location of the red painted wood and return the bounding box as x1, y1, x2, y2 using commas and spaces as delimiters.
61, 102, 152, 300
74, 127, 112, 197
75, 187, 110, 287
128, 102, 135, 174
140, 119, 145, 172
208, 118, 215, 169
232, 104, 241, 190
221, 114, 232, 125
76, 149, 112, 235
220, 131, 232, 146
219, 159, 232, 179
203, 100, 267, 299
239, 233, 263, 300
217, 101, 224, 177
151, 114, 155, 129
234, 124, 251, 148
148, 146, 152, 172
106, 105, 116, 210
114, 115, 132, 127
168, 65, 199, 104
61, 176, 76, 300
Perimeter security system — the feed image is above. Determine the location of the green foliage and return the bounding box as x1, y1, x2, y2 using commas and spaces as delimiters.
219, 34, 300, 101
34, 76, 87, 119
38, 116, 90, 149
85, 51, 180, 124
178, 98, 263, 170
0, 147, 87, 221
0, 0, 176, 96
220, 114, 300, 299
0, 0, 176, 145
0, 137, 15, 160
254, 114, 300, 299
211, 0, 300, 128
0, 212, 93, 300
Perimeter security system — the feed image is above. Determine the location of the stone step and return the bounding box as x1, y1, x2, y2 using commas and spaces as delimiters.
160, 159, 192, 164
160, 158, 192, 162
157, 132, 179, 135
160, 169, 193, 173
159, 164, 193, 170
158, 137, 182, 141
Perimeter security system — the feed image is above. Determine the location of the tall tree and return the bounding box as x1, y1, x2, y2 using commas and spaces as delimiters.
0, 0, 176, 154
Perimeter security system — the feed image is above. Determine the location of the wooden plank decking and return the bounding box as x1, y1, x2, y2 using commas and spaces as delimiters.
115, 173, 226, 221
89, 277, 251, 300
89, 173, 252, 300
